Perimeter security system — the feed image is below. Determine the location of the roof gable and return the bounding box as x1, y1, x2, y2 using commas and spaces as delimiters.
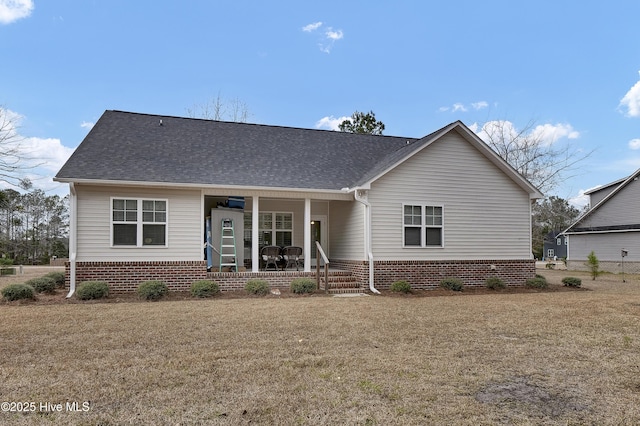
564, 168, 640, 233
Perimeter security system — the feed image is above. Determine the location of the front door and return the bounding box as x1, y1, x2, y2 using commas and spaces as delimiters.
310, 215, 327, 262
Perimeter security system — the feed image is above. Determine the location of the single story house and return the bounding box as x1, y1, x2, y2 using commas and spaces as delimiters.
563, 169, 640, 273
54, 110, 543, 296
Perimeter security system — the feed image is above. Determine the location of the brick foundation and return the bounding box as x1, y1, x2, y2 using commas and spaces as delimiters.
66, 259, 535, 293
331, 259, 535, 289
67, 261, 208, 293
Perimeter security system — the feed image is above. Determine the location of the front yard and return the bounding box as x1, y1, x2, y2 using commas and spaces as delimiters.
1, 268, 639, 424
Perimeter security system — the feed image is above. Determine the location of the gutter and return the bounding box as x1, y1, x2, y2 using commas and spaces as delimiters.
353, 189, 380, 294
66, 183, 77, 298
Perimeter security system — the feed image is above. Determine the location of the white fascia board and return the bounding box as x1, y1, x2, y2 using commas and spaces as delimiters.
53, 178, 353, 199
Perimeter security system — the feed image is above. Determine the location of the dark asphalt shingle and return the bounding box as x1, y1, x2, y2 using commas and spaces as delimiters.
56, 110, 428, 190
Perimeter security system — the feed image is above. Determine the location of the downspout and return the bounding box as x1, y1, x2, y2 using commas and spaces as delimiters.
354, 189, 380, 294
66, 182, 77, 298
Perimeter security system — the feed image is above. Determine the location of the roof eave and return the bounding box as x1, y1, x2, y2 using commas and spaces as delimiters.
53, 177, 351, 195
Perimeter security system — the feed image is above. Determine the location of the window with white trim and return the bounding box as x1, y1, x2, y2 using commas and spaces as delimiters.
403, 204, 443, 247
112, 198, 167, 247
244, 211, 293, 248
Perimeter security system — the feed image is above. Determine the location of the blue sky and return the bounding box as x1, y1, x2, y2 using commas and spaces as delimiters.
1, 1, 640, 207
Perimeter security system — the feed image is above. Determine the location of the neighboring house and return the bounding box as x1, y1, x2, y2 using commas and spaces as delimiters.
54, 110, 543, 295
563, 169, 640, 273
543, 231, 567, 260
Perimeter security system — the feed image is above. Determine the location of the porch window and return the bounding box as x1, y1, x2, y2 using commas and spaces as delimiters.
112, 198, 167, 247
244, 211, 293, 249
403, 204, 443, 247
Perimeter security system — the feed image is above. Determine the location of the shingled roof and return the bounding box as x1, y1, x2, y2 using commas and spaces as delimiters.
55, 110, 542, 198
55, 110, 425, 191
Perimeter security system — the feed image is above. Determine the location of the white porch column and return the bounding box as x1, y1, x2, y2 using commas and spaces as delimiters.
304, 197, 311, 272
252, 196, 260, 272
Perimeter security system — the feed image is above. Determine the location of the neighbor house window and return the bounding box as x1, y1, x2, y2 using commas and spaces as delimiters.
403, 204, 443, 247
112, 198, 167, 247
557, 238, 562, 245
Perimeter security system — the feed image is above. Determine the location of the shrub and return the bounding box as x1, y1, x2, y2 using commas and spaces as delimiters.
45, 271, 66, 288
25, 276, 56, 294
562, 277, 582, 287
137, 280, 168, 300
245, 279, 269, 296
76, 281, 109, 300
526, 276, 549, 289
390, 280, 412, 293
290, 278, 316, 294
485, 277, 506, 290
191, 280, 220, 298
440, 277, 464, 292
1, 283, 35, 301
586, 251, 600, 280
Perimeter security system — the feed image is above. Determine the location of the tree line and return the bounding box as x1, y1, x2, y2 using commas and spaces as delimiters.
0, 186, 69, 265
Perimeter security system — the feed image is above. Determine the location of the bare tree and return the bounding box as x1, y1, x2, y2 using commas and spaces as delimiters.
0, 107, 30, 186
475, 119, 592, 194
186, 93, 251, 122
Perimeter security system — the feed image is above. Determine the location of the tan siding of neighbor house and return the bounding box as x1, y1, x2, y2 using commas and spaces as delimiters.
579, 179, 640, 228
75, 185, 202, 261
368, 131, 532, 260
329, 200, 365, 260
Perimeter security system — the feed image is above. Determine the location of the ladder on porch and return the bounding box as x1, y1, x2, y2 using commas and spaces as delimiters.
219, 218, 238, 271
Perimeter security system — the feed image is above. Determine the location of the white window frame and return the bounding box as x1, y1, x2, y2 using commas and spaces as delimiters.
111, 197, 168, 248
244, 211, 293, 248
402, 203, 444, 248
557, 237, 562, 245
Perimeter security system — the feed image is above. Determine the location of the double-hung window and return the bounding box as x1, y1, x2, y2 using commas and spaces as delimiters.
403, 204, 443, 247
112, 198, 167, 247
244, 211, 293, 248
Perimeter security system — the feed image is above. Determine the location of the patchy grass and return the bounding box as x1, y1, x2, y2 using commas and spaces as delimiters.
0, 268, 639, 424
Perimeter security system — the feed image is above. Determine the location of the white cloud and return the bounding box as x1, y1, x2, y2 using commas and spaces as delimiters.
530, 123, 580, 145
619, 71, 640, 117
472, 120, 580, 147
302, 21, 322, 32
629, 138, 640, 150
0, 107, 75, 194
568, 186, 600, 209
303, 21, 343, 53
80, 121, 94, 130
325, 28, 343, 40
472, 101, 489, 110
0, 0, 33, 24
439, 101, 488, 113
315, 115, 349, 131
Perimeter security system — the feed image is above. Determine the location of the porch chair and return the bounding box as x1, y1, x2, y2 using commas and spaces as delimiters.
261, 245, 282, 271
282, 246, 303, 271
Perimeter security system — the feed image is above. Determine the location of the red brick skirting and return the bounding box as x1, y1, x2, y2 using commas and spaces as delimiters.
331, 259, 535, 289
67, 261, 208, 293
67, 259, 535, 293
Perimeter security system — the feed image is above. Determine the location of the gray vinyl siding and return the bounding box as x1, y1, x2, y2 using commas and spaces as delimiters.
329, 200, 365, 260
588, 185, 619, 206
368, 132, 532, 260
579, 179, 640, 228
568, 232, 640, 262
76, 185, 202, 261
